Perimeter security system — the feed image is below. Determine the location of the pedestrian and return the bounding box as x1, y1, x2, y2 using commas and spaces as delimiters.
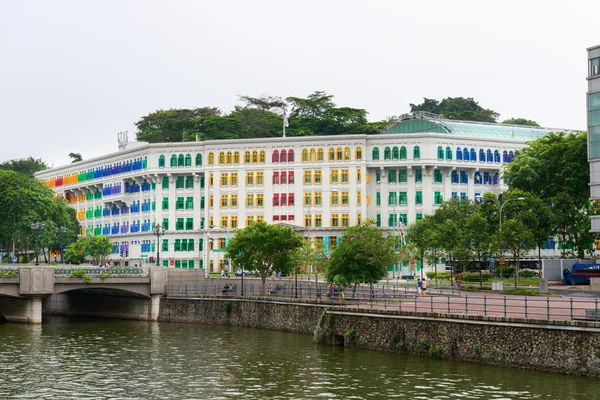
421, 278, 427, 296
417, 278, 423, 295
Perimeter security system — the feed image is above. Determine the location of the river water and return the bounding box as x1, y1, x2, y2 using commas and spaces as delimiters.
0, 318, 597, 399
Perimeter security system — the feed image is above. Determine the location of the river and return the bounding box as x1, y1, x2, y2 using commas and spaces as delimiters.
0, 318, 597, 399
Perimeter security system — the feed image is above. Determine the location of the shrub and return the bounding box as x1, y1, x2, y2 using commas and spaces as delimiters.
391, 334, 401, 345
345, 328, 358, 342
421, 339, 430, 350
427, 272, 451, 280
429, 347, 442, 359
494, 267, 514, 278
425, 272, 436, 280
68, 268, 91, 283
519, 270, 539, 278
455, 273, 491, 282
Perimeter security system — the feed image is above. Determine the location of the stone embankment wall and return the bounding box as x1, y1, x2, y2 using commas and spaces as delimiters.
159, 298, 600, 377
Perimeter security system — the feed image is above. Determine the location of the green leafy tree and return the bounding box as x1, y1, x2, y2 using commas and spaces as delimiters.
68, 153, 83, 163
0, 157, 48, 178
501, 219, 535, 288
410, 97, 499, 123
135, 107, 222, 143
501, 118, 540, 126
404, 217, 434, 278
86, 236, 113, 265
64, 239, 88, 265
225, 221, 303, 290
325, 222, 398, 291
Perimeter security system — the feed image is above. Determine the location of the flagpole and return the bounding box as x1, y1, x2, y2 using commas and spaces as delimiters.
283, 107, 286, 138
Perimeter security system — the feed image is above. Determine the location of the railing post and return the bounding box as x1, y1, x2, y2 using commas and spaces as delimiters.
570, 298, 573, 320
447, 296, 450, 314
504, 296, 507, 318
430, 294, 433, 313
524, 296, 528, 319
484, 295, 487, 316
547, 297, 550, 319
465, 295, 468, 315
596, 298, 599, 322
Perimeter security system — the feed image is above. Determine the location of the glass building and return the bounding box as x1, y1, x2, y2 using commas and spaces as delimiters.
588, 44, 600, 232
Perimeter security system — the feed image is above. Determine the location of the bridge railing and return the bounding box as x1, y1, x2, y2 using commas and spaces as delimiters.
164, 283, 600, 323
53, 266, 149, 278
0, 267, 19, 278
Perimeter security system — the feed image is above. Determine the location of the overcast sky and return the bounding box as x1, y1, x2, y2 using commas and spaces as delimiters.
1, 0, 598, 167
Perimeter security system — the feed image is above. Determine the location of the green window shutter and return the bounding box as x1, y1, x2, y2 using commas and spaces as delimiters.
162, 239, 168, 252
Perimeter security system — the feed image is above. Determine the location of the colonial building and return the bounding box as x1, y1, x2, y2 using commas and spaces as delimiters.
37, 114, 565, 272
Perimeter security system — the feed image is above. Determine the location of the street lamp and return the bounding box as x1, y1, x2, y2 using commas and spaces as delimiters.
153, 224, 166, 267
55, 226, 67, 264
31, 222, 46, 266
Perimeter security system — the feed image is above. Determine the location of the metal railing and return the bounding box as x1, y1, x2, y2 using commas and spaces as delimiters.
165, 283, 600, 322
54, 266, 148, 277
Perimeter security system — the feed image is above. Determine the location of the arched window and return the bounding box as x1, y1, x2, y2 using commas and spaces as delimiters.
244, 151, 251, 164
460, 171, 468, 184
451, 170, 459, 183
503, 150, 508, 162
355, 147, 362, 160
158, 155, 165, 168
437, 146, 444, 160
170, 155, 177, 167
336, 148, 343, 160
456, 148, 463, 161
310, 149, 316, 162
384, 147, 391, 160
195, 154, 202, 166
474, 171, 481, 185
494, 150, 500, 163
280, 150, 287, 163
252, 151, 258, 163
470, 148, 476, 161
218, 152, 225, 164
508, 151, 514, 162
234, 152, 240, 164
288, 150, 294, 162
463, 148, 469, 161
493, 172, 499, 185
226, 152, 232, 164
413, 146, 420, 159
392, 146, 399, 160
479, 149, 485, 162
272, 150, 279, 163
208, 152, 214, 165
486, 149, 493, 162
446, 147, 452, 160
302, 149, 309, 162
344, 147, 351, 160
260, 150, 266, 163
177, 154, 184, 167
329, 148, 335, 161
399, 146, 407, 160
317, 148, 323, 161
372, 147, 380, 160
185, 154, 192, 166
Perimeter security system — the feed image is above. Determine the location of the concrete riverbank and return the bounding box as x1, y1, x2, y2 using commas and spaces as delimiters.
159, 297, 600, 377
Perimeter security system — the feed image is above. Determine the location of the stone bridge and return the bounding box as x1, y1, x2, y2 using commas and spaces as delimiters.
0, 266, 174, 323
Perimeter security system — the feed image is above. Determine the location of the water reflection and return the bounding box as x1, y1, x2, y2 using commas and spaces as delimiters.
0, 318, 596, 399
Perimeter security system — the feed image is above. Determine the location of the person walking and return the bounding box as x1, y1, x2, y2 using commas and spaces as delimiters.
421, 278, 428, 296
417, 278, 423, 296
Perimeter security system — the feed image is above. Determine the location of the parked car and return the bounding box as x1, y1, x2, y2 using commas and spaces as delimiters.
235, 269, 254, 277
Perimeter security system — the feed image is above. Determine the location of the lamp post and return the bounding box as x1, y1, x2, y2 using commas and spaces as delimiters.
153, 224, 166, 267
55, 226, 67, 264
31, 221, 46, 266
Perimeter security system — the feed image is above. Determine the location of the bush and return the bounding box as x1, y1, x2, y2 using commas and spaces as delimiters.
68, 268, 91, 283
429, 347, 442, 359
494, 267, 514, 278
426, 272, 450, 280
345, 328, 359, 342
519, 270, 539, 278
455, 273, 491, 282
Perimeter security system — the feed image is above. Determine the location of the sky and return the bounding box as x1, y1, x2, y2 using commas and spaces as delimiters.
0, 0, 598, 167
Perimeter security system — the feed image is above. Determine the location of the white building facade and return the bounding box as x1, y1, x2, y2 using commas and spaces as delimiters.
37, 116, 562, 272
588, 44, 600, 232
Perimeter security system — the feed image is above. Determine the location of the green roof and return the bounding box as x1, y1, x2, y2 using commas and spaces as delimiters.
386, 118, 560, 140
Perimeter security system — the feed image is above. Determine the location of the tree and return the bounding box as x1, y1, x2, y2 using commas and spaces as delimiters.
225, 221, 303, 291
501, 118, 540, 126
409, 97, 499, 123
135, 107, 222, 143
238, 94, 286, 113
0, 157, 48, 178
325, 222, 398, 291
464, 211, 493, 286
68, 153, 83, 163
404, 217, 434, 279
64, 239, 88, 264
86, 236, 113, 265
501, 219, 535, 288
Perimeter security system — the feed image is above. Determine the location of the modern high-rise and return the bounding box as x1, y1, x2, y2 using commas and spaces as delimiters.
36, 114, 566, 272
588, 44, 600, 232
